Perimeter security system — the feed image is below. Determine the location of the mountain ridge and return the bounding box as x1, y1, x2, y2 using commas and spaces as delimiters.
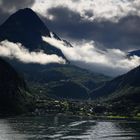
0, 8, 67, 60
91, 65, 140, 100
0, 8, 110, 99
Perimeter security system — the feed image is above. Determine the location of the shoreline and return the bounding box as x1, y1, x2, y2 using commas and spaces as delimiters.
3, 113, 139, 121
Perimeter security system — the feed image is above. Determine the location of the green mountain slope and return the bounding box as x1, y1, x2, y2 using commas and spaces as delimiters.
91, 65, 140, 100
10, 62, 109, 99
0, 8, 110, 100
90, 65, 140, 115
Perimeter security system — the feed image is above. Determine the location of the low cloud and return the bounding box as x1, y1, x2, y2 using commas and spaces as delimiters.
43, 36, 140, 76
0, 40, 66, 64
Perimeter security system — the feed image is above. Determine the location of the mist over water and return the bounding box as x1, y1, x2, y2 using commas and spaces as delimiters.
0, 115, 140, 140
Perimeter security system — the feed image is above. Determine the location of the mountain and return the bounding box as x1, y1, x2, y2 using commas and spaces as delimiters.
129, 50, 140, 57
0, 8, 110, 100
90, 65, 140, 115
91, 65, 140, 99
0, 8, 66, 59
0, 58, 31, 115
9, 61, 109, 100
91, 66, 140, 103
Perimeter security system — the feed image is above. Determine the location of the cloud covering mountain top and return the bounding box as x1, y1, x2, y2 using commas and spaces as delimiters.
43, 36, 140, 76
0, 1, 140, 51
0, 1, 140, 76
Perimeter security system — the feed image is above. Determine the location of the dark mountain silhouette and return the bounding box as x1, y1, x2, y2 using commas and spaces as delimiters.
0, 8, 66, 59
0, 58, 31, 115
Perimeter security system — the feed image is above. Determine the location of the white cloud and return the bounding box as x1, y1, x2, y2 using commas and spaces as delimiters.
32, 0, 140, 22
0, 40, 66, 64
43, 36, 140, 76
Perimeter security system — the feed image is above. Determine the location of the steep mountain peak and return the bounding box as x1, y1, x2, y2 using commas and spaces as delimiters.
0, 8, 67, 59
1, 8, 50, 37
16, 8, 36, 14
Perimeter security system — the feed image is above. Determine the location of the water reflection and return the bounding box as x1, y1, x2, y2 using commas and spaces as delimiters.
0, 119, 25, 140
0, 115, 139, 140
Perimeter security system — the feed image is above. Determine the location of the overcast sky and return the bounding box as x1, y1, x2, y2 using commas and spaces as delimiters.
32, 0, 140, 51
0, 0, 140, 76
0, 0, 140, 51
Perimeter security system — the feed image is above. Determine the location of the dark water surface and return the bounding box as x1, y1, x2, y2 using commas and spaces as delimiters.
0, 115, 140, 140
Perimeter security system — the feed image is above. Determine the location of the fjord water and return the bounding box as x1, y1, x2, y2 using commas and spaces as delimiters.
0, 115, 140, 140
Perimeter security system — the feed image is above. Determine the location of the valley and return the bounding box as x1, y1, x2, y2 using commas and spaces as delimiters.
0, 8, 139, 119
0, 1, 140, 139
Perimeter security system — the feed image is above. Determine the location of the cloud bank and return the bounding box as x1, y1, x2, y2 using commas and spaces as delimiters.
33, 0, 140, 22
0, 1, 140, 51
38, 6, 140, 51
43, 36, 140, 76
0, 40, 66, 64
